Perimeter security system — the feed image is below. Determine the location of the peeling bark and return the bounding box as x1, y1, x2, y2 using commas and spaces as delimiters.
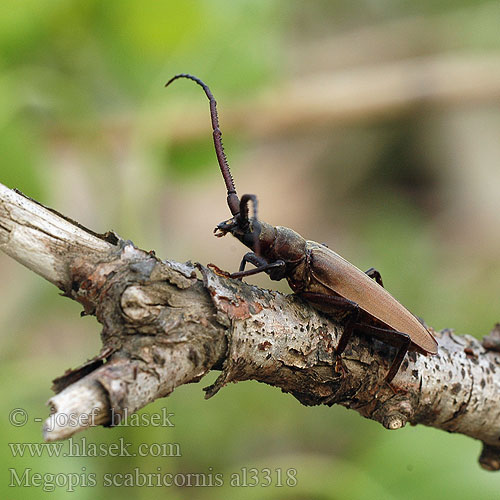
0, 183, 499, 471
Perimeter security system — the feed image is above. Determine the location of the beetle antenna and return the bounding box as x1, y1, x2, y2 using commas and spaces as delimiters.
165, 74, 240, 216
239, 194, 260, 255
239, 194, 258, 222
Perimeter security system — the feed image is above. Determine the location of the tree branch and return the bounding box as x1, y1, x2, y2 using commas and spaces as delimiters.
1, 183, 499, 471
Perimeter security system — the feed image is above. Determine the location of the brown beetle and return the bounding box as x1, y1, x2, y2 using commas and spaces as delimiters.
165, 74, 438, 382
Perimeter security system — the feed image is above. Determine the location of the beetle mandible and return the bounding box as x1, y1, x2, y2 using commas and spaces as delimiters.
165, 73, 438, 383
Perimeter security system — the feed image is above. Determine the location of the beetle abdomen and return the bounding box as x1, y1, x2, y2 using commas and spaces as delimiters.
304, 242, 438, 354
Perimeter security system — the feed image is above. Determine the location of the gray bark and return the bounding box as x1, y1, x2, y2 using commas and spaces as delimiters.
0, 183, 499, 471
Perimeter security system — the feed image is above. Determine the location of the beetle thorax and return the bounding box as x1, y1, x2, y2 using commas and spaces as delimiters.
262, 225, 307, 264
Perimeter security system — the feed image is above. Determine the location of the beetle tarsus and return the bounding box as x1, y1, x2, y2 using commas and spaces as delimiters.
365, 267, 384, 287
207, 263, 231, 277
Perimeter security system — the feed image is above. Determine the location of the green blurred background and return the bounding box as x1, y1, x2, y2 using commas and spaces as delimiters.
1, 1, 500, 498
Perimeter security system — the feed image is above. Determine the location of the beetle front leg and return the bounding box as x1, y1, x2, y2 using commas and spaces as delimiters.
230, 252, 286, 281
365, 267, 384, 287
238, 252, 267, 272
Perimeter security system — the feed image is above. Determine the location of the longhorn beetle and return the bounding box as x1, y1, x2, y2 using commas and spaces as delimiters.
165, 73, 438, 383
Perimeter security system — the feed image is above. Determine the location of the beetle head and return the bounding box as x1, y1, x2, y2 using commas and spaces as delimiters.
214, 194, 261, 254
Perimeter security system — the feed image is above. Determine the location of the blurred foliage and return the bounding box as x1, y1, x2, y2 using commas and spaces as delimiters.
1, 1, 500, 499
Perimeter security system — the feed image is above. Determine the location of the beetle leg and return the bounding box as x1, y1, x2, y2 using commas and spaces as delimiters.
299, 292, 411, 382
365, 267, 384, 287
354, 323, 411, 382
238, 252, 267, 272
386, 335, 411, 383
298, 292, 359, 354
230, 253, 286, 280
299, 292, 360, 379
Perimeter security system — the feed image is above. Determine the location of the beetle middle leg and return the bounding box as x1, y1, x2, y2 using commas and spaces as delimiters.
365, 267, 384, 287
298, 292, 360, 377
